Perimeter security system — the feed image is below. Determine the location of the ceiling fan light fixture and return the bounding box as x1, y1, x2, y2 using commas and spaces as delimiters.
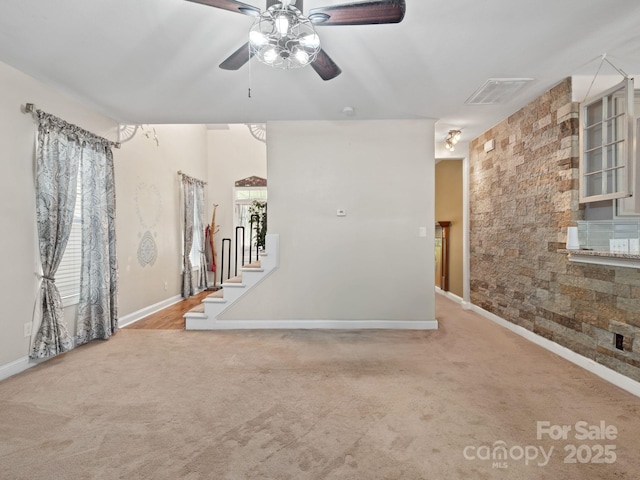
249, 3, 320, 70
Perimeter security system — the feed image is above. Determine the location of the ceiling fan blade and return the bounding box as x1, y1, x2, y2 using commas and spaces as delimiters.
185, 0, 260, 17
311, 49, 342, 81
308, 0, 405, 26
219, 43, 254, 70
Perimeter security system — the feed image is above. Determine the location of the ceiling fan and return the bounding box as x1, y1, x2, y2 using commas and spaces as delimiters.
185, 0, 406, 80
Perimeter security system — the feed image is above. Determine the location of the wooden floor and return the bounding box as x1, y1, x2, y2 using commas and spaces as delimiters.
125, 290, 211, 330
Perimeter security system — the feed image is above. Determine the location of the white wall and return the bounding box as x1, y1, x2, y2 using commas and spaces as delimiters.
221, 120, 436, 322
207, 125, 267, 284
0, 60, 118, 368
115, 124, 209, 317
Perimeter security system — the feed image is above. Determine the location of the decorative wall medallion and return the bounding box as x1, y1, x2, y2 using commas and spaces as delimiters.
135, 182, 162, 231
247, 124, 266, 144
137, 231, 158, 267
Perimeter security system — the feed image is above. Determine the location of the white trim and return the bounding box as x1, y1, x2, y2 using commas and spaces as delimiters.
0, 356, 35, 382
118, 294, 183, 328
435, 287, 464, 305
462, 153, 471, 304
187, 319, 439, 331
469, 304, 640, 399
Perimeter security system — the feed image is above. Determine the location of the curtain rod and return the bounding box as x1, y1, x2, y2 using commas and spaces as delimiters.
24, 103, 121, 149
177, 170, 207, 185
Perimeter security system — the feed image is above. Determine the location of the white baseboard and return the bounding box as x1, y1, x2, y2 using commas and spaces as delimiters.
435, 287, 464, 305
187, 319, 439, 331
469, 304, 640, 399
1, 294, 190, 382
118, 294, 183, 328
0, 356, 34, 382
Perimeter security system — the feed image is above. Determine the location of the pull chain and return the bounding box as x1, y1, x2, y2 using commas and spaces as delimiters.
248, 44, 253, 99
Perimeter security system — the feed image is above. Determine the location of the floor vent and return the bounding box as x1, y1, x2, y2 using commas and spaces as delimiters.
465, 78, 534, 105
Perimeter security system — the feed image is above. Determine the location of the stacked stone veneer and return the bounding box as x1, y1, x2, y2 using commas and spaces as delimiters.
469, 78, 640, 382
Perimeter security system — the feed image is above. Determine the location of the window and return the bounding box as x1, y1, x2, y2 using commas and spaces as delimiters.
234, 186, 267, 259
579, 78, 636, 204
56, 177, 82, 307
235, 187, 267, 227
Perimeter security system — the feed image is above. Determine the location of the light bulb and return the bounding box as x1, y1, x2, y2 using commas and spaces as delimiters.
300, 33, 320, 48
275, 15, 289, 36
445, 140, 455, 151
249, 31, 268, 46
263, 48, 278, 64
295, 49, 310, 65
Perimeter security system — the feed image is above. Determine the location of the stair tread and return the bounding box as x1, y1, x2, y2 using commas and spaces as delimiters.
225, 275, 243, 283
242, 267, 264, 273
207, 290, 224, 299
244, 261, 261, 268
187, 304, 205, 314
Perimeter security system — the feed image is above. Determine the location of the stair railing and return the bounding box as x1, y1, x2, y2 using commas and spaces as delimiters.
234, 226, 245, 276
249, 213, 260, 263
220, 238, 231, 283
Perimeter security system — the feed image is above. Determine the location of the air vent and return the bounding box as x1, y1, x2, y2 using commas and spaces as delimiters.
465, 78, 534, 105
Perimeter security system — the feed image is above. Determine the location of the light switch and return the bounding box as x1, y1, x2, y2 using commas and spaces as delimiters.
418, 227, 427, 237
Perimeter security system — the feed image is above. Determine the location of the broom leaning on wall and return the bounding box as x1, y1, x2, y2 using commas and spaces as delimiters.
205, 204, 220, 290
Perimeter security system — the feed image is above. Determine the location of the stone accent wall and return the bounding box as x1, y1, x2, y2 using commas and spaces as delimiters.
469, 78, 640, 382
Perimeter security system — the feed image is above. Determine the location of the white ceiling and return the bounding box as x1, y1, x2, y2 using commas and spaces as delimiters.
1, 0, 640, 154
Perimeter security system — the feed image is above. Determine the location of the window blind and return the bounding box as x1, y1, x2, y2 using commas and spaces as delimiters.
56, 179, 82, 306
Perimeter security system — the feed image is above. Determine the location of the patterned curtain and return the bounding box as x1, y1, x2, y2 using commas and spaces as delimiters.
31, 112, 79, 359
195, 183, 208, 290
76, 143, 118, 346
181, 178, 195, 298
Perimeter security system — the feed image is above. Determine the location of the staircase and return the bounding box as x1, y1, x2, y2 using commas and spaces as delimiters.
184, 234, 279, 330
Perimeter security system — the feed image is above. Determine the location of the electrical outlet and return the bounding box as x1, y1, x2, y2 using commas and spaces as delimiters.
610, 239, 629, 253
24, 322, 32, 338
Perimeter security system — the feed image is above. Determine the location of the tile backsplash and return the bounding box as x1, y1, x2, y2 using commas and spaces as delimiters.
577, 219, 640, 252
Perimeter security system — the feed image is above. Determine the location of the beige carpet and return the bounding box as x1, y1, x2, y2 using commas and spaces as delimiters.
1, 295, 638, 479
